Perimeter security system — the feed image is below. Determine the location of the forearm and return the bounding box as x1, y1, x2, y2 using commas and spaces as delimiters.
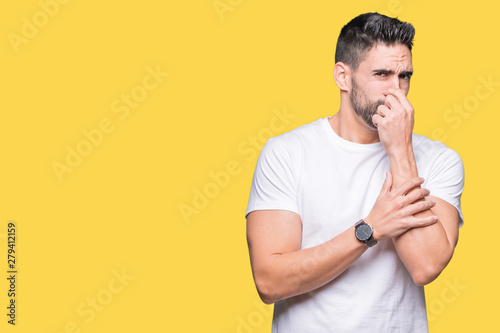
394, 209, 454, 285
389, 148, 455, 285
253, 226, 367, 304
388, 146, 419, 188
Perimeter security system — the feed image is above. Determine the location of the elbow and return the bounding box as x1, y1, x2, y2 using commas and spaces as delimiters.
254, 270, 291, 304
411, 249, 454, 286
412, 269, 440, 286
259, 293, 276, 305
254, 277, 280, 304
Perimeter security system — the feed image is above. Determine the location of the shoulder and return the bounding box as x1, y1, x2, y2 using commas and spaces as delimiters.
268, 117, 328, 153
412, 134, 464, 193
412, 133, 463, 165
257, 118, 327, 175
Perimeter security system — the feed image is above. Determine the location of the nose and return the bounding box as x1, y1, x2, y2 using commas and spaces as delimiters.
391, 75, 401, 90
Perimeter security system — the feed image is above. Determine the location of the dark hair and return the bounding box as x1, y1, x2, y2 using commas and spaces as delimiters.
335, 13, 415, 71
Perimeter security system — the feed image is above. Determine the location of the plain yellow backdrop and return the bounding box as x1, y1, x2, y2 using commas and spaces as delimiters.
0, 0, 497, 332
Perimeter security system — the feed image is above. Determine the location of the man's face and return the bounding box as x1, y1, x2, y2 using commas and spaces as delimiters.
349, 43, 413, 129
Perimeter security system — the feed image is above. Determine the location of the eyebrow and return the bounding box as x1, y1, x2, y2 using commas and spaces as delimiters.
373, 69, 413, 76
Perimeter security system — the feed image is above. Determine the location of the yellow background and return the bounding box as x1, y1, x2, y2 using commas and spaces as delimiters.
0, 0, 497, 332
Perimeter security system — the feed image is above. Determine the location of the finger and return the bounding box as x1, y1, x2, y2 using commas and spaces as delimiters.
404, 187, 431, 204
376, 104, 389, 117
406, 215, 439, 228
372, 114, 383, 128
394, 176, 425, 196
384, 94, 400, 110
385, 88, 413, 111
405, 198, 436, 216
381, 171, 393, 194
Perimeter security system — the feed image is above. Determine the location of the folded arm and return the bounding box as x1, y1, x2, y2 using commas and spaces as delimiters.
372, 88, 461, 285
247, 210, 368, 304
389, 148, 459, 285
247, 173, 437, 304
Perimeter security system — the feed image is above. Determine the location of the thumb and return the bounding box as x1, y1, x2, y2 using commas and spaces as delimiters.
381, 171, 393, 193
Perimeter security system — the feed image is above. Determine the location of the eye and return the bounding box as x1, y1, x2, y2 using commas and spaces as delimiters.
399, 74, 412, 80
375, 72, 387, 77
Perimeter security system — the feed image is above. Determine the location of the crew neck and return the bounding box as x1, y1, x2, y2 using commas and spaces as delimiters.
322, 116, 384, 150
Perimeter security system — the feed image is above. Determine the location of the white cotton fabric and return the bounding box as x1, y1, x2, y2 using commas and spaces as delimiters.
246, 116, 465, 333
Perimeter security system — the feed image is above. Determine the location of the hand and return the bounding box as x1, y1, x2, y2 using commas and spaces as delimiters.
364, 172, 438, 241
372, 88, 414, 157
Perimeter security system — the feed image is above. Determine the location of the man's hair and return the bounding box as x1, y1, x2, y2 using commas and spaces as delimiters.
335, 13, 415, 71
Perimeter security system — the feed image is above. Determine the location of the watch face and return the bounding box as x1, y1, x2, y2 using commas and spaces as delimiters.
355, 223, 373, 242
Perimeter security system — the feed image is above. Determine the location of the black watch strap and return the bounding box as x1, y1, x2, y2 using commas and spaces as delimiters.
365, 235, 377, 247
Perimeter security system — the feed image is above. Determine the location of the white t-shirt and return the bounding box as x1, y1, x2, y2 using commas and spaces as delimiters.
246, 116, 464, 333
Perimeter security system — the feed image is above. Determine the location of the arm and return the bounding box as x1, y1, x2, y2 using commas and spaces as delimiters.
372, 88, 460, 286
247, 210, 367, 304
247, 174, 436, 304
388, 147, 458, 285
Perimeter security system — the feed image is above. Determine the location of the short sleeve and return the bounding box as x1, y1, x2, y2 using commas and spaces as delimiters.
424, 147, 465, 227
245, 137, 300, 218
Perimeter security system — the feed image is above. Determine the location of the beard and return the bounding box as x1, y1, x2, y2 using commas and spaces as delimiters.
350, 79, 385, 129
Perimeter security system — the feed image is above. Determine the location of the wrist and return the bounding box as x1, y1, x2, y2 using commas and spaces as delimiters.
386, 143, 414, 160
388, 147, 418, 186
355, 219, 377, 247
363, 216, 379, 241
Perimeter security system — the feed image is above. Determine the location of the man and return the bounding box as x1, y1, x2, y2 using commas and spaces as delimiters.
245, 13, 464, 332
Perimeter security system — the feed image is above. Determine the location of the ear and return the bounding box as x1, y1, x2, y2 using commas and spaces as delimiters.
333, 62, 351, 92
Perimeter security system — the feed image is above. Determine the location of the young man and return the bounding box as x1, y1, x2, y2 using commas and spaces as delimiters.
245, 13, 464, 332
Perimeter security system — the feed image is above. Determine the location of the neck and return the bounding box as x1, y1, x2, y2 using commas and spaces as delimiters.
329, 104, 380, 144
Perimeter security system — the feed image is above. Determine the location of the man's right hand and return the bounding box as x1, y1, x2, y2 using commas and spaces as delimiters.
364, 171, 438, 241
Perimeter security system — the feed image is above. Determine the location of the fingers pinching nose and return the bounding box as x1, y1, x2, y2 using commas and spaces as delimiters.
384, 88, 403, 96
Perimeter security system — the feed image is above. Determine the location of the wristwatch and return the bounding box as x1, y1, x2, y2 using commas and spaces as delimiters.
354, 219, 377, 247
